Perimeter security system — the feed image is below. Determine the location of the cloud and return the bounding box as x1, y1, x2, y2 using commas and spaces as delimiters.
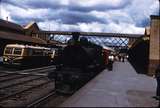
1, 0, 159, 34
3, 4, 106, 25
3, 0, 131, 11
1, 7, 12, 21
38, 20, 80, 31
38, 20, 145, 34
67, 0, 132, 12
124, 0, 159, 27
48, 10, 107, 24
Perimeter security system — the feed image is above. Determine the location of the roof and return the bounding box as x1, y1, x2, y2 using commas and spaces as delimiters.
0, 31, 47, 45
144, 27, 150, 36
150, 15, 160, 20
23, 21, 39, 30
0, 19, 23, 32
6, 44, 50, 50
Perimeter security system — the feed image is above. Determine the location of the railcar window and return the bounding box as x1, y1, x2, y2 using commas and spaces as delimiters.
14, 48, 22, 55
27, 49, 32, 56
32, 49, 43, 56
5, 47, 13, 54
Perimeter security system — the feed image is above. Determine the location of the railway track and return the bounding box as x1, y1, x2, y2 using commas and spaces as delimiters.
0, 65, 55, 84
0, 76, 45, 89
0, 74, 11, 77
0, 65, 56, 75
0, 65, 68, 107
27, 90, 69, 107
27, 91, 57, 107
0, 65, 18, 71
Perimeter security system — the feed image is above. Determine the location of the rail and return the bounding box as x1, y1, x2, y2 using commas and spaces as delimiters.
0, 80, 51, 101
0, 65, 60, 107
27, 91, 57, 108
0, 65, 56, 77
0, 76, 45, 90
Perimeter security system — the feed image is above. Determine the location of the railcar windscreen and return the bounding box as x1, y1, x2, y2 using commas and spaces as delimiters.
13, 48, 22, 55
4, 47, 13, 55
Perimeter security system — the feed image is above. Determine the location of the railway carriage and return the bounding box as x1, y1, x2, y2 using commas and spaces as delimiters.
3, 44, 55, 67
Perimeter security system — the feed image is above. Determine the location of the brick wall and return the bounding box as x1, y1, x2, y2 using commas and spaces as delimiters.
148, 15, 160, 75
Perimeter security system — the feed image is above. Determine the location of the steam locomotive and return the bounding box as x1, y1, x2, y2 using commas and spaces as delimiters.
48, 34, 114, 94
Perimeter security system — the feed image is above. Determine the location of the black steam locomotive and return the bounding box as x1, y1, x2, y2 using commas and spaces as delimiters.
48, 33, 113, 94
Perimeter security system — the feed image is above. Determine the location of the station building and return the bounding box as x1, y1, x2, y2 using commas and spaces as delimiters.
128, 15, 160, 76
148, 15, 160, 75
0, 19, 62, 57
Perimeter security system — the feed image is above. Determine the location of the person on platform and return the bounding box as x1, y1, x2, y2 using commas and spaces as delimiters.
118, 54, 121, 62
153, 65, 160, 100
122, 55, 125, 62
108, 54, 114, 71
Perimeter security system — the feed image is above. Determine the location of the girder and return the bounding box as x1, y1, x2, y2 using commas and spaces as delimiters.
33, 31, 143, 38
33, 31, 142, 48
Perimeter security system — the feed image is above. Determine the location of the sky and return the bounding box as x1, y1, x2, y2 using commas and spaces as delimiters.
0, 0, 159, 34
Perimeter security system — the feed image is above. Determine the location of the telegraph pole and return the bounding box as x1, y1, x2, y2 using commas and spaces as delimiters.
159, 0, 160, 16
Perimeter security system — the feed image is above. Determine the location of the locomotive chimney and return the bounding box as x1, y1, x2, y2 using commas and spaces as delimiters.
72, 32, 80, 41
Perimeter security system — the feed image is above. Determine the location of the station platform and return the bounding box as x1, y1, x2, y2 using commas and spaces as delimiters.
60, 61, 159, 107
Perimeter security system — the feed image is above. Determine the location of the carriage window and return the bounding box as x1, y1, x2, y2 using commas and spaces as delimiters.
14, 48, 22, 55
5, 47, 13, 54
